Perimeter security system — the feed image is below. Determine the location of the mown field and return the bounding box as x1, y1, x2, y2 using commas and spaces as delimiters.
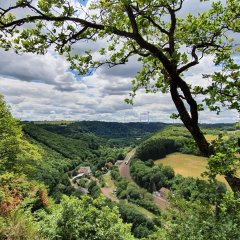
155, 153, 229, 187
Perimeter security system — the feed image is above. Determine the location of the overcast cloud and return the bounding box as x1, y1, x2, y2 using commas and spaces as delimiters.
0, 0, 239, 123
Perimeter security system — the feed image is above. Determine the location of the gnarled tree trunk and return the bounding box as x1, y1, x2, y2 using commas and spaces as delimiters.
169, 75, 240, 193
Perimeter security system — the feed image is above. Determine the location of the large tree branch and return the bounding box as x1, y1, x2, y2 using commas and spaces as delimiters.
176, 76, 199, 124
177, 45, 199, 74
0, 4, 135, 40
167, 5, 176, 55
124, 4, 139, 35
177, 42, 224, 74
170, 79, 212, 156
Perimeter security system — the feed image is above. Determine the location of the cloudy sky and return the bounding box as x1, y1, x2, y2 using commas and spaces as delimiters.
0, 0, 239, 123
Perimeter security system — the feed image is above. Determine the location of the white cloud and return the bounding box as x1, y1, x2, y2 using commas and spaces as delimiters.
0, 0, 238, 123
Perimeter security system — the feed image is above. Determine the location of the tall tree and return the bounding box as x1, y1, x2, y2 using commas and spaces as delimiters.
0, 95, 22, 172
0, 0, 239, 189
0, 94, 41, 175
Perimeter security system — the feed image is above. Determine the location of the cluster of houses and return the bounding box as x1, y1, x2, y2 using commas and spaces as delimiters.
71, 162, 114, 182
71, 166, 92, 182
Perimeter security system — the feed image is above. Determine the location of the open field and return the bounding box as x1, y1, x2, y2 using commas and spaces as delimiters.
204, 134, 220, 142
155, 153, 229, 187
205, 130, 240, 142
127, 202, 156, 219
102, 172, 115, 188
205, 133, 229, 142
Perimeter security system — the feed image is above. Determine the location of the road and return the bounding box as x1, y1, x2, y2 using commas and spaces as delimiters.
119, 148, 169, 210
119, 148, 136, 181
153, 194, 168, 209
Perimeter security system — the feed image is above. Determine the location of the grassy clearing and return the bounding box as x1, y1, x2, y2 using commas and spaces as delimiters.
204, 130, 240, 143
204, 134, 218, 142
204, 134, 228, 142
127, 202, 156, 219
155, 153, 229, 187
227, 130, 240, 138
102, 172, 115, 188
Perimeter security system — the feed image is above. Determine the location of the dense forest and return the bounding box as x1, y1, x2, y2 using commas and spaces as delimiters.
33, 121, 167, 147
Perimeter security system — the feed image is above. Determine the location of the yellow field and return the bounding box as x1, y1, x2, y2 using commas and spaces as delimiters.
204, 134, 228, 142
155, 153, 229, 187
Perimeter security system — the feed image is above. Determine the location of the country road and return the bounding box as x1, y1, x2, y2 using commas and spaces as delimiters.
119, 148, 136, 181
119, 148, 169, 210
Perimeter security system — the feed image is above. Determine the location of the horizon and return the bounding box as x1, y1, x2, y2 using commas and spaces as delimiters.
24, 119, 238, 125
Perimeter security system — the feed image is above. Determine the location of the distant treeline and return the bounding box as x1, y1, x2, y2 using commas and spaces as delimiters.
35, 121, 167, 138
29, 121, 168, 147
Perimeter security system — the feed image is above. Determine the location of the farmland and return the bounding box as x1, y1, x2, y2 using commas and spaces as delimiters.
155, 152, 229, 187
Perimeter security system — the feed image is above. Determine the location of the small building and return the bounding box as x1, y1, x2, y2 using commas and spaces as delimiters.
159, 187, 170, 198
105, 162, 113, 168
80, 187, 89, 195
77, 167, 92, 176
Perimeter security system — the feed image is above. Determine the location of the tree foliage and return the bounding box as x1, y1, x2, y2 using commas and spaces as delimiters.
38, 195, 135, 240
136, 138, 178, 161
0, 95, 41, 175
0, 0, 240, 191
150, 192, 240, 240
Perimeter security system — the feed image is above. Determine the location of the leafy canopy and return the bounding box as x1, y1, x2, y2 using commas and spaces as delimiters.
0, 0, 240, 188
0, 95, 41, 175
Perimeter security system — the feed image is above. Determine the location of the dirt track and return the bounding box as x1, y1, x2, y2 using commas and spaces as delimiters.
101, 187, 118, 202
153, 194, 168, 209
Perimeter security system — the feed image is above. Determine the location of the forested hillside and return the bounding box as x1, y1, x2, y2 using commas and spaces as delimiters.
35, 121, 167, 147
136, 124, 239, 161
0, 96, 137, 239
23, 122, 130, 197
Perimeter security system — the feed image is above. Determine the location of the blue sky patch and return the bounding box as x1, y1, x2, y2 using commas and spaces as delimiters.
78, 0, 88, 7
68, 68, 96, 81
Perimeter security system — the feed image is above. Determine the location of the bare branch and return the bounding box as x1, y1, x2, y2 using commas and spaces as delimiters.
177, 42, 225, 74
177, 45, 199, 74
